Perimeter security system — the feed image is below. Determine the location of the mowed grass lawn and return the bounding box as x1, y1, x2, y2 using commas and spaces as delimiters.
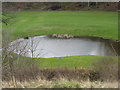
4, 11, 118, 68
6, 11, 118, 40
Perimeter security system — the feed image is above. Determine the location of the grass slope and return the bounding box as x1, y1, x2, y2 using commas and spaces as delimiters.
37, 55, 101, 68
5, 11, 118, 40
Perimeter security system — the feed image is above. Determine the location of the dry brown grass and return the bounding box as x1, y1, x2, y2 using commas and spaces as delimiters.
3, 67, 100, 82
2, 67, 118, 88
2, 78, 118, 88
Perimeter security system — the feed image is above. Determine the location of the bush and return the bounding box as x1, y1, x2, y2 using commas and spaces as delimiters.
3, 65, 100, 82
92, 57, 118, 81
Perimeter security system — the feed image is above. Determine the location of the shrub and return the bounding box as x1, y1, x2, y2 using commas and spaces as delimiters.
92, 57, 118, 81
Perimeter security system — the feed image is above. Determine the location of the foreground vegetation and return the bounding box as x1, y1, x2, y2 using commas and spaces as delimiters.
3, 79, 118, 88
3, 57, 118, 88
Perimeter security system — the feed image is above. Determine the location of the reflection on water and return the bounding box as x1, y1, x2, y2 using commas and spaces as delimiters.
9, 35, 115, 58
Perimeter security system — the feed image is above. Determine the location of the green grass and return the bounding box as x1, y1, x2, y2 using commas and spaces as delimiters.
37, 55, 101, 68
17, 55, 118, 69
3, 11, 118, 68
4, 11, 118, 40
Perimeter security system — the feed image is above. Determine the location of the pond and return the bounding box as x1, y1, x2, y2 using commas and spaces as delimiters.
9, 35, 116, 58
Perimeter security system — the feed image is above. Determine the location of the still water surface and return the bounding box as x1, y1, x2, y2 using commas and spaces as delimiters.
9, 35, 114, 58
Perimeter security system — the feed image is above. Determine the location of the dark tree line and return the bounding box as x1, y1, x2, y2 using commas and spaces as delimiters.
2, 2, 118, 11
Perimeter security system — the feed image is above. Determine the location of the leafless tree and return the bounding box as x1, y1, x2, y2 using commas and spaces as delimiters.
2, 30, 43, 87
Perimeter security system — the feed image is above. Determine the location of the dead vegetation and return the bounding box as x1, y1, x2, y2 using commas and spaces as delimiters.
3, 56, 118, 82
2, 78, 118, 88
3, 67, 100, 82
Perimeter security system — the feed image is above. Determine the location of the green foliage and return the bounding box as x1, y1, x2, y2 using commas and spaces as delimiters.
2, 12, 15, 25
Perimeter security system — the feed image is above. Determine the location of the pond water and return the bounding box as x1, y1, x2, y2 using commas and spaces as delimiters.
9, 35, 115, 58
